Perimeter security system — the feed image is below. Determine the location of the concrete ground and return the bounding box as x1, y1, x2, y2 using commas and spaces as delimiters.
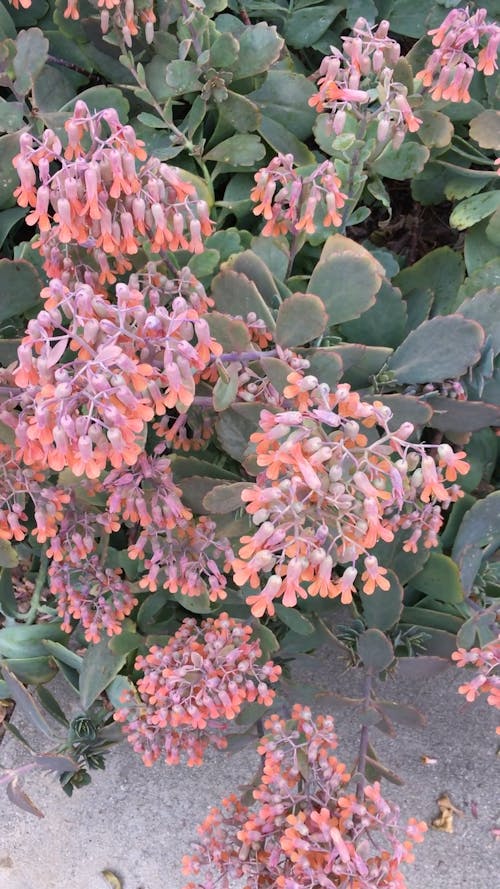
0, 653, 498, 889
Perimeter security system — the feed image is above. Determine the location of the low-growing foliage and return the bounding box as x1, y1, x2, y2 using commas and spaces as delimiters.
0, 0, 498, 885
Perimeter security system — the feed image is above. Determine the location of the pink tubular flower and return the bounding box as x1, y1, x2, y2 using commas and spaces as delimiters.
417, 7, 499, 101
232, 372, 468, 617
251, 154, 346, 238
308, 17, 421, 147
13, 103, 212, 285
114, 614, 281, 766
452, 639, 500, 733
182, 706, 427, 888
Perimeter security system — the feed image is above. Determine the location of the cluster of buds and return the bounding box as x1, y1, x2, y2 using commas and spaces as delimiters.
101, 454, 233, 600
417, 7, 499, 102
0, 441, 72, 545
9, 0, 156, 45
49, 555, 138, 643
309, 18, 421, 148
251, 154, 347, 237
11, 270, 221, 478
13, 103, 212, 286
231, 373, 469, 618
452, 640, 500, 733
114, 613, 281, 766
182, 705, 427, 888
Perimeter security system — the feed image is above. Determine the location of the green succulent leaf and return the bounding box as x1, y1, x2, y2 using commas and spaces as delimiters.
275, 293, 327, 347
357, 629, 394, 672
387, 315, 484, 383
361, 569, 403, 631
451, 491, 500, 594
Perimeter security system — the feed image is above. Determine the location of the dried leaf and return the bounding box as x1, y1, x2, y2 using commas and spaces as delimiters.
420, 754, 438, 765
431, 793, 464, 832
102, 871, 122, 889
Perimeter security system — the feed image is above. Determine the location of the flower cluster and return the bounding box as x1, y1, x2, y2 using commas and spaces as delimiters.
49, 556, 138, 643
114, 613, 281, 766
452, 640, 500, 733
13, 103, 212, 285
251, 154, 347, 237
231, 374, 469, 617
0, 441, 70, 545
12, 270, 221, 478
309, 18, 421, 148
417, 6, 499, 102
9, 0, 156, 45
182, 705, 427, 888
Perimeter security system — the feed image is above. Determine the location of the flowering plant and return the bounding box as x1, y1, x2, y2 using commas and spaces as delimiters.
0, 0, 498, 883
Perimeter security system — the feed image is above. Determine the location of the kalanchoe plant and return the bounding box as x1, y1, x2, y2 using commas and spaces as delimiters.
0, 3, 499, 887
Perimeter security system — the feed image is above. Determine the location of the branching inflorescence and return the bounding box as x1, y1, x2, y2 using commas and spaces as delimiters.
182, 706, 427, 888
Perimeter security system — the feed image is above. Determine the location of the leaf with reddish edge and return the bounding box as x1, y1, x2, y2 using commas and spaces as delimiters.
6, 778, 44, 818
275, 292, 328, 347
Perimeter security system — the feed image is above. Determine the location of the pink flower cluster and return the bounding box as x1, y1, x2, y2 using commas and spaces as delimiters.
11, 270, 221, 479
452, 640, 500, 733
251, 154, 347, 237
13, 102, 212, 286
49, 555, 138, 644
309, 18, 421, 148
114, 613, 281, 766
417, 6, 499, 102
9, 0, 156, 46
231, 374, 468, 618
182, 705, 427, 888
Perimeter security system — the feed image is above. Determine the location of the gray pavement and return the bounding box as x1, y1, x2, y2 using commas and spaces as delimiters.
0, 653, 498, 889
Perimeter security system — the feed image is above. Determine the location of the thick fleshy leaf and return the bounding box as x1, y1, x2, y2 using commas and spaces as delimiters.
371, 142, 429, 180
450, 191, 500, 231
248, 70, 316, 140
400, 607, 462, 635
395, 247, 465, 317
0, 539, 18, 568
0, 666, 53, 736
339, 281, 407, 348
0, 259, 43, 323
203, 482, 248, 513
284, 4, 342, 48
362, 394, 433, 430
258, 116, 315, 166
308, 252, 382, 325
213, 363, 240, 412
451, 491, 500, 593
7, 778, 44, 818
79, 640, 126, 710
227, 250, 281, 309
457, 287, 500, 355
207, 311, 252, 352
275, 293, 327, 347
13, 27, 48, 95
361, 570, 403, 631
204, 133, 265, 166
334, 345, 392, 388
274, 605, 315, 636
216, 402, 270, 462
387, 315, 484, 383
376, 700, 427, 728
426, 397, 500, 433
2, 656, 57, 685
357, 629, 394, 672
0, 623, 66, 659
210, 268, 276, 329
219, 91, 260, 133
417, 109, 454, 148
397, 656, 450, 681
411, 553, 464, 604
231, 22, 284, 78
469, 110, 500, 150
296, 348, 343, 389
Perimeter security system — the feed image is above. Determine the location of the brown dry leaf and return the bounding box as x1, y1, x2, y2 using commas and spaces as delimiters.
431, 793, 464, 833
101, 870, 122, 889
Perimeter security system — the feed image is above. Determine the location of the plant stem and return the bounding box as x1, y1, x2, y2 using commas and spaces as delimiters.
24, 549, 48, 626
356, 668, 373, 801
